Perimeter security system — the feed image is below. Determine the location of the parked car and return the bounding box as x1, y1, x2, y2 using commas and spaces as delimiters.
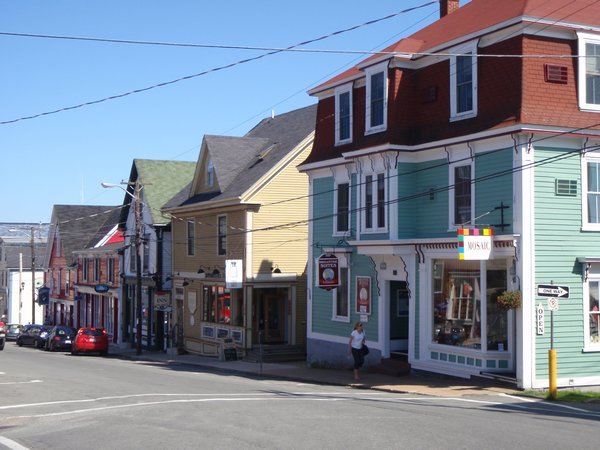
0, 320, 6, 351
16, 325, 50, 348
71, 327, 109, 356
37, 327, 51, 349
45, 326, 78, 352
6, 324, 23, 341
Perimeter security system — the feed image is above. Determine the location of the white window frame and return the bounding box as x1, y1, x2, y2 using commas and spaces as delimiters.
583, 266, 600, 352
206, 159, 215, 188
582, 150, 600, 231
333, 181, 351, 236
333, 265, 350, 322
335, 84, 353, 145
217, 215, 227, 256
577, 32, 600, 112
361, 171, 388, 233
450, 42, 478, 121
364, 62, 388, 135
187, 220, 195, 256
449, 161, 475, 229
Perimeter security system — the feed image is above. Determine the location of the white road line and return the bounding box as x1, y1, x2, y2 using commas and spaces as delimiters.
0, 435, 30, 450
0, 391, 387, 411
0, 380, 42, 386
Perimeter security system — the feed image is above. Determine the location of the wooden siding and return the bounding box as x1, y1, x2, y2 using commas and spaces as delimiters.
474, 148, 513, 233
171, 209, 247, 274
414, 160, 449, 237
534, 146, 600, 379
250, 148, 310, 276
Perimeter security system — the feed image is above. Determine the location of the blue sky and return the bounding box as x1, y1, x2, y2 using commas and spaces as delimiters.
1, 0, 442, 223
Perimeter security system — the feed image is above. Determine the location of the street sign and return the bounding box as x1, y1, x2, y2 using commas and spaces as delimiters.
537, 284, 569, 298
548, 297, 559, 311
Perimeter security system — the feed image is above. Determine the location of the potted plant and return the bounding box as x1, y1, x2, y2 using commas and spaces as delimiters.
496, 290, 522, 311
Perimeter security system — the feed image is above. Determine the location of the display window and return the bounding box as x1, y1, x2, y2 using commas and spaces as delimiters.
432, 258, 508, 351
202, 285, 243, 326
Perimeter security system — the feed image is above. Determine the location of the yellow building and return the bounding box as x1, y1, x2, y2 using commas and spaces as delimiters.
164, 105, 316, 358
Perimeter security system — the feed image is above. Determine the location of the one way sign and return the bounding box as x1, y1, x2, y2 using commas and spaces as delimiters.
537, 284, 570, 298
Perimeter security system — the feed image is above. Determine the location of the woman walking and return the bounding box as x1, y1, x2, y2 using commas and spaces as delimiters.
348, 322, 366, 380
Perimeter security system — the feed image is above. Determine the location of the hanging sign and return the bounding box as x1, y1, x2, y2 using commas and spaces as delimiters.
225, 259, 243, 289
154, 291, 171, 311
317, 253, 339, 290
458, 228, 494, 260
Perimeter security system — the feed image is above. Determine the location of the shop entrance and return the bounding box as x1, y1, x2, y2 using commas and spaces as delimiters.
389, 281, 409, 352
253, 288, 287, 344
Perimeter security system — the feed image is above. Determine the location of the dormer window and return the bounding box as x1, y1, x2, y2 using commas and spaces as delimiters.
335, 85, 352, 145
207, 159, 215, 188
365, 62, 388, 135
450, 42, 478, 120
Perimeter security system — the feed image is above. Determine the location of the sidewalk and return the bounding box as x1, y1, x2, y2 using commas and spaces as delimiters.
109, 346, 523, 398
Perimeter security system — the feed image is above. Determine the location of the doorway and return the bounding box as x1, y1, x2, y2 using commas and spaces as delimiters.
253, 288, 287, 344
389, 281, 409, 352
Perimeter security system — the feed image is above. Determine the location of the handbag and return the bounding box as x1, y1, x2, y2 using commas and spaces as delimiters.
361, 343, 369, 356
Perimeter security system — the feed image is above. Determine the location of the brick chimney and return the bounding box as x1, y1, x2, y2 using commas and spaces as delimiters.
440, 0, 460, 18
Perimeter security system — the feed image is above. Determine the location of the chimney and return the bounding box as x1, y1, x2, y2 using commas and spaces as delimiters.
440, 0, 460, 18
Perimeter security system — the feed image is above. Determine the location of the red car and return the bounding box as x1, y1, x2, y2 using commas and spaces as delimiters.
71, 327, 109, 356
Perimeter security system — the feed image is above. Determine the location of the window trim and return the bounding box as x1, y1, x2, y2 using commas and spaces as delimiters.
206, 159, 215, 187
583, 273, 600, 352
333, 265, 350, 322
364, 62, 388, 135
334, 181, 350, 236
449, 161, 474, 230
582, 150, 600, 231
335, 85, 353, 145
187, 220, 195, 256
217, 215, 227, 256
449, 42, 478, 121
361, 171, 388, 234
577, 32, 600, 112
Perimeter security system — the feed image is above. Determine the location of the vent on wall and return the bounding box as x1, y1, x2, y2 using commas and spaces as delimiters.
556, 179, 577, 196
544, 64, 568, 84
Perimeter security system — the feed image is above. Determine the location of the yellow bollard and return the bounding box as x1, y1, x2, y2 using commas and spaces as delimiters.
548, 349, 557, 400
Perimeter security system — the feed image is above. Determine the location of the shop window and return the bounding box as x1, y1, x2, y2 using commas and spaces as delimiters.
432, 259, 508, 350
202, 285, 240, 325
585, 273, 600, 350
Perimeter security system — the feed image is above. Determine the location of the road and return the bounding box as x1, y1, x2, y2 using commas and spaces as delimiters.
1, 343, 599, 449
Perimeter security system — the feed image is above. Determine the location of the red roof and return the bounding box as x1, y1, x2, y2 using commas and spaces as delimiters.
310, 0, 600, 94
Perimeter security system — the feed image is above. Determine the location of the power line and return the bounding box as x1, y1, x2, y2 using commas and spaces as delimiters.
0, 1, 437, 126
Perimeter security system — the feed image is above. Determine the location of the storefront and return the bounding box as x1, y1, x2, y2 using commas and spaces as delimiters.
181, 272, 302, 356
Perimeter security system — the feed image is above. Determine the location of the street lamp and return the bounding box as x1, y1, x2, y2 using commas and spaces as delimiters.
102, 181, 144, 355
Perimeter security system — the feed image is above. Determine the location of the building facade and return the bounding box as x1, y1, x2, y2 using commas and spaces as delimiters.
164, 105, 316, 357
299, 0, 600, 389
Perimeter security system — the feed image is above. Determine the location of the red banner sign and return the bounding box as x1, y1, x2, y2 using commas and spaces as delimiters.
317, 254, 339, 290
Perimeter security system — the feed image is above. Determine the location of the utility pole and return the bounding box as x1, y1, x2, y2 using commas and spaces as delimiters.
30, 226, 36, 324
134, 181, 143, 355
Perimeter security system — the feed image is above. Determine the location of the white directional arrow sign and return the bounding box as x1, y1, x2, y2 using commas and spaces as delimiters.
537, 284, 569, 298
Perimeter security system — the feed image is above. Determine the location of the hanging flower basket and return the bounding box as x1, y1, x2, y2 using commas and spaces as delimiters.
496, 290, 521, 311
